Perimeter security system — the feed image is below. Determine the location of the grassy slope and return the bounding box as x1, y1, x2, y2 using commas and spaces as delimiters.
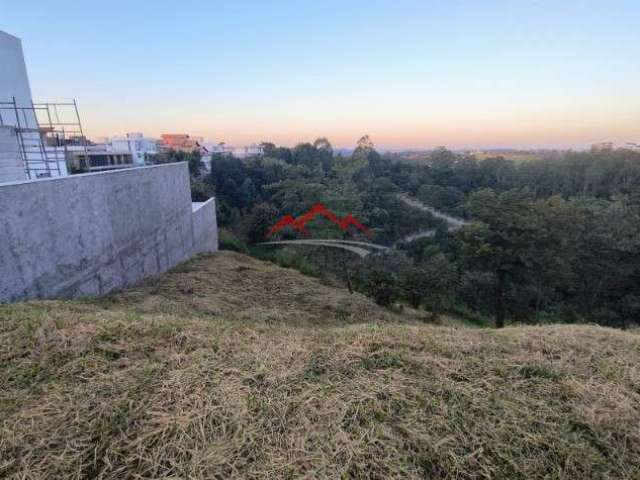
1, 251, 639, 479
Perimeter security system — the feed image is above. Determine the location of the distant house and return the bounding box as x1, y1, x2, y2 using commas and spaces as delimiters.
160, 133, 208, 154
66, 147, 134, 172
234, 143, 264, 158
107, 132, 159, 166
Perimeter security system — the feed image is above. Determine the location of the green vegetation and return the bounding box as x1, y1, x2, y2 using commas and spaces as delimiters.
2, 252, 640, 479
186, 138, 640, 329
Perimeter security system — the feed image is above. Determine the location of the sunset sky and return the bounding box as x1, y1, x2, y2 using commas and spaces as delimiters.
2, 0, 639, 150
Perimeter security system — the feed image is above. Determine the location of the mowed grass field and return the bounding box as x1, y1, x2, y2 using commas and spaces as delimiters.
1, 252, 639, 479
473, 152, 542, 163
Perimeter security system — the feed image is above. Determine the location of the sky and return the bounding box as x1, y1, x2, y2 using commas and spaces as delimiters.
1, 0, 639, 150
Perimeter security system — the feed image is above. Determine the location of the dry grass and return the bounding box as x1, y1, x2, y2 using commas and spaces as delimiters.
99, 250, 407, 326
1, 252, 640, 479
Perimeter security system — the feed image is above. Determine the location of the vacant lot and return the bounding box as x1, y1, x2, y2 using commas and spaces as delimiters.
1, 252, 639, 479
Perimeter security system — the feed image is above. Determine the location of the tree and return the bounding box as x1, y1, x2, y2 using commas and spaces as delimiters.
363, 268, 397, 307
421, 254, 458, 320
417, 184, 464, 212
401, 267, 425, 308
187, 151, 204, 178
260, 142, 277, 157
458, 189, 536, 327
401, 254, 458, 320
356, 135, 374, 151
430, 146, 456, 168
190, 178, 214, 202
570, 197, 640, 328
313, 137, 333, 153
357, 252, 411, 307
352, 135, 381, 187
525, 196, 582, 322
313, 137, 334, 174
244, 203, 277, 244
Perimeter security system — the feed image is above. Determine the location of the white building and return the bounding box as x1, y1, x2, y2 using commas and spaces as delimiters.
65, 146, 134, 172
1, 30, 140, 182
196, 142, 264, 173
0, 30, 37, 183
233, 143, 264, 158
106, 132, 159, 166
0, 30, 69, 183
0, 31, 33, 118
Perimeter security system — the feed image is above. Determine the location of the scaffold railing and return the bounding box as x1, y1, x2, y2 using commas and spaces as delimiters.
0, 97, 89, 179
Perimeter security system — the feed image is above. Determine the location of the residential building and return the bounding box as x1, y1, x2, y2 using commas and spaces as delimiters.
66, 147, 134, 172
107, 132, 159, 165
160, 133, 207, 154
233, 143, 263, 158
0, 30, 38, 183
0, 30, 72, 182
207, 142, 263, 158
208, 142, 235, 155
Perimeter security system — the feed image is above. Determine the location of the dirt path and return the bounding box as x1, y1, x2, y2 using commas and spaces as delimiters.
398, 194, 469, 230
393, 194, 469, 246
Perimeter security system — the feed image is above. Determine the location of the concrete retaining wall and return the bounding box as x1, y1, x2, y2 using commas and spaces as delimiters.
192, 198, 218, 255
0, 162, 218, 302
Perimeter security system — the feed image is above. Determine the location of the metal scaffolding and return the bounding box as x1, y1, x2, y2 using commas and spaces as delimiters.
0, 97, 89, 180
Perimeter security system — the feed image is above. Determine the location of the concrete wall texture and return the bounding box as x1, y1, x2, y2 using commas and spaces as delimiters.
0, 126, 24, 184
192, 199, 219, 255
0, 162, 218, 302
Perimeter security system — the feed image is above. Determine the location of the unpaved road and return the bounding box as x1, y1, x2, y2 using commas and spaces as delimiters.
394, 194, 469, 246
398, 194, 469, 230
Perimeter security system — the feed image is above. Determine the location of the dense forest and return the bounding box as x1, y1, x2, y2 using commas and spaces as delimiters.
157, 138, 640, 329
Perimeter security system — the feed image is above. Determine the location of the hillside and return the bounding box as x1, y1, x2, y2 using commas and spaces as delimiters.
1, 251, 640, 479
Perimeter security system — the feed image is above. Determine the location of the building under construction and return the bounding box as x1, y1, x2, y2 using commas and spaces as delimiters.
0, 98, 92, 181
0, 30, 96, 183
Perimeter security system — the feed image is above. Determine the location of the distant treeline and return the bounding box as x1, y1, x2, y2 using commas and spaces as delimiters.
398, 146, 640, 214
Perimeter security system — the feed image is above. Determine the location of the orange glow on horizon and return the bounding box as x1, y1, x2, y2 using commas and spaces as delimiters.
83, 114, 640, 150
79, 89, 640, 150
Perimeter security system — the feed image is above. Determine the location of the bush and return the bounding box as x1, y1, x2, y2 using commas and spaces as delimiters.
363, 269, 397, 307
218, 229, 248, 253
